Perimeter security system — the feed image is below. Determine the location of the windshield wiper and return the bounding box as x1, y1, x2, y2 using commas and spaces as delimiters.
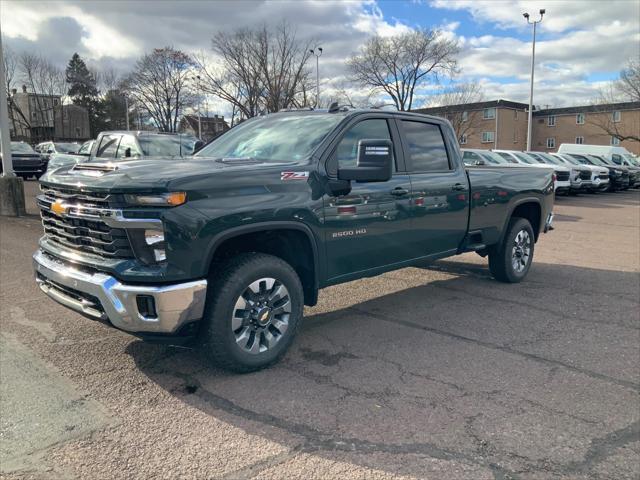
217, 157, 261, 164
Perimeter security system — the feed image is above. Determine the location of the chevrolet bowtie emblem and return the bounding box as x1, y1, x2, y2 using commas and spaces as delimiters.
51, 200, 67, 216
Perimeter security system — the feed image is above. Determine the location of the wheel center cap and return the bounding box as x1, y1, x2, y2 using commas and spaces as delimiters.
515, 246, 524, 258
255, 307, 271, 326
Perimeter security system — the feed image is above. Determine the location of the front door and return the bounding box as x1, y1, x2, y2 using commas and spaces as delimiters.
398, 119, 469, 257
323, 117, 412, 280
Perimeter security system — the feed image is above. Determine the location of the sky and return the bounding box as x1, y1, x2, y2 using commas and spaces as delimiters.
1, 0, 639, 118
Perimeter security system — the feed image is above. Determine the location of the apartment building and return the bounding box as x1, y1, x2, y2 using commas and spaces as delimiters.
414, 99, 529, 150
531, 102, 640, 154
414, 99, 640, 155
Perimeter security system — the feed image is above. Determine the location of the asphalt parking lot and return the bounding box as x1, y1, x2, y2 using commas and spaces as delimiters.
1, 181, 639, 480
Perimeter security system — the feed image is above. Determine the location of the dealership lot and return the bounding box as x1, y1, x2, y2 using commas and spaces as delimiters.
1, 182, 638, 479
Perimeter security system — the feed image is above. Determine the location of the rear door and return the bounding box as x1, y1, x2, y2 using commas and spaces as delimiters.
398, 118, 469, 257
323, 116, 413, 280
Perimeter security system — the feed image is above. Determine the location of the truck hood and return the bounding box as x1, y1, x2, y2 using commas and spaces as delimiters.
39, 156, 295, 193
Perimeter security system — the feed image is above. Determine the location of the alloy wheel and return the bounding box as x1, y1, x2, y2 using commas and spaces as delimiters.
231, 277, 291, 354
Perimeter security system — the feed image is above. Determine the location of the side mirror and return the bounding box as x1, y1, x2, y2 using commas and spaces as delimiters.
47, 150, 54, 154
338, 139, 393, 182
475, 159, 486, 166
193, 140, 205, 154
124, 147, 132, 158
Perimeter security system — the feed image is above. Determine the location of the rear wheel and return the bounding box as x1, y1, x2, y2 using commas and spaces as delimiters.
488, 218, 535, 283
200, 252, 304, 373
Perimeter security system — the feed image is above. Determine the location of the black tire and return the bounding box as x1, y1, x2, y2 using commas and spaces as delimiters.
200, 252, 304, 373
488, 217, 535, 283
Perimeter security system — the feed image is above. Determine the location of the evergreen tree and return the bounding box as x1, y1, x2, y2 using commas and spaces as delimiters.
65, 53, 101, 137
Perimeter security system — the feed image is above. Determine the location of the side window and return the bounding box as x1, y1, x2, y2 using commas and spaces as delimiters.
117, 135, 141, 158
401, 120, 450, 172
333, 119, 394, 171
96, 135, 121, 159
462, 151, 480, 165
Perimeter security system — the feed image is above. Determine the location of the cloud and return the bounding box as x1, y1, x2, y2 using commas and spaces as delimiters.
1, 0, 636, 115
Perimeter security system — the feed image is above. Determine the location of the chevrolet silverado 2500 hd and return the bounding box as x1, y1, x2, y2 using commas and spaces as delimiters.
33, 108, 554, 372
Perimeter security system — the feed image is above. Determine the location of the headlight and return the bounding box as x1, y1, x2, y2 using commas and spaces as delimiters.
125, 192, 187, 206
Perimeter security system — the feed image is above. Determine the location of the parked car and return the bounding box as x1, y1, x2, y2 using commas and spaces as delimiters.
591, 154, 637, 189
559, 152, 628, 191
527, 151, 592, 194
36, 141, 81, 162
493, 150, 571, 193
551, 153, 610, 192
0, 142, 47, 179
33, 108, 555, 372
557, 143, 639, 189
45, 140, 95, 172
462, 149, 517, 166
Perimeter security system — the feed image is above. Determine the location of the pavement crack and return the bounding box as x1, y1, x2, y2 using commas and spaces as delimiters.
350, 306, 640, 392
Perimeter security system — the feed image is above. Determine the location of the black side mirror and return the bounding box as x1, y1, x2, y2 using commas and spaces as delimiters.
338, 139, 393, 182
193, 140, 205, 154
47, 150, 54, 154
124, 147, 132, 158
475, 159, 486, 166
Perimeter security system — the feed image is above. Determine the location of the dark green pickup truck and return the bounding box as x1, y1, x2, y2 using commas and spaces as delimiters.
33, 108, 554, 372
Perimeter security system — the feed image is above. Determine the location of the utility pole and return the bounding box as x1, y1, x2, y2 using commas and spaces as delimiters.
0, 34, 26, 216
524, 8, 545, 151
309, 47, 323, 107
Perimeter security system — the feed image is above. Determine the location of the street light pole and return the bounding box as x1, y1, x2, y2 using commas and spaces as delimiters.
0, 34, 14, 177
524, 8, 545, 151
309, 47, 323, 107
124, 94, 130, 131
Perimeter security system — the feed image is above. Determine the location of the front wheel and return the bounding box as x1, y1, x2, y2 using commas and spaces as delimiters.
200, 252, 304, 373
488, 218, 535, 283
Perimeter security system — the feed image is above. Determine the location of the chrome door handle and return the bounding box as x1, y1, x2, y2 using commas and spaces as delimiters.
390, 188, 409, 196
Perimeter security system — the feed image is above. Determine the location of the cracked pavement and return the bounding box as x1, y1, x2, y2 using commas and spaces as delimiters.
0, 182, 638, 479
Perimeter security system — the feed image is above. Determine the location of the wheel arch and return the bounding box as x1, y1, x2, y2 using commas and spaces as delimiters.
505, 198, 543, 241
204, 222, 321, 306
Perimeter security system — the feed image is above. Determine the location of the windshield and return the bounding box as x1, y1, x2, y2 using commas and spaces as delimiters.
54, 143, 80, 153
196, 113, 344, 162
479, 151, 509, 164
495, 151, 519, 163
11, 142, 36, 154
513, 152, 538, 164
623, 154, 639, 166
525, 152, 547, 164
581, 154, 608, 166
537, 152, 563, 165
138, 135, 198, 157
590, 155, 614, 166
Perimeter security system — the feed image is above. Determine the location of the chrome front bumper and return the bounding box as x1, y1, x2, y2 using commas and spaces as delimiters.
33, 250, 207, 334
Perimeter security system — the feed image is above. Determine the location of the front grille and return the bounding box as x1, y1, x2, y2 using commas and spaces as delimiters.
579, 170, 591, 180
555, 171, 570, 182
38, 186, 134, 259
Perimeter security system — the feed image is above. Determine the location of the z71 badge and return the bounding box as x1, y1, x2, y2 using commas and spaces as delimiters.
281, 171, 309, 181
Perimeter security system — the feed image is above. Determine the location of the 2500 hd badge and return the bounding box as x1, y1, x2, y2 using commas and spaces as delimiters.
332, 228, 368, 238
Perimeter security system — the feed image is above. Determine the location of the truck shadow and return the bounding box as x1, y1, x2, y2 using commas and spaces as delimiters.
126, 260, 640, 478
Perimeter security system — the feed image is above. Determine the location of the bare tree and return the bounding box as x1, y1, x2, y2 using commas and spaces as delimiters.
589, 59, 640, 144
423, 82, 484, 141
347, 28, 459, 111
122, 47, 196, 132
615, 59, 640, 102
196, 22, 314, 120
14, 53, 66, 141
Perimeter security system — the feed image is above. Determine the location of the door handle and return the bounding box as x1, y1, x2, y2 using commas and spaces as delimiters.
390, 187, 409, 196
451, 183, 466, 191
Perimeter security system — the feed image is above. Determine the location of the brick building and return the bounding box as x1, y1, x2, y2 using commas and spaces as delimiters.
414, 100, 640, 155
178, 114, 230, 142
531, 102, 640, 154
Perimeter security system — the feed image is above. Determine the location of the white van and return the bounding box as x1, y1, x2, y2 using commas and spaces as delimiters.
557, 144, 636, 167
